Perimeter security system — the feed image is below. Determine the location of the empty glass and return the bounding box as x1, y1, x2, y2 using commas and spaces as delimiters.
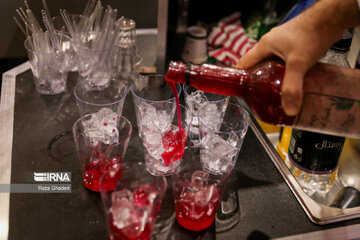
138, 102, 191, 176
72, 110, 132, 191
100, 161, 167, 240
198, 102, 250, 174
74, 78, 128, 117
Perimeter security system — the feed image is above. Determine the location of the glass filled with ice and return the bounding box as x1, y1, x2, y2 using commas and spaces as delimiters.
171, 146, 230, 231
72, 108, 132, 191
138, 101, 191, 176
100, 161, 167, 240
183, 85, 229, 143
198, 103, 250, 174
131, 74, 181, 137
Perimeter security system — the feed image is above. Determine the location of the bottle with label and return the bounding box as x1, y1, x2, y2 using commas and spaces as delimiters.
284, 31, 351, 199
285, 130, 345, 198
166, 53, 360, 138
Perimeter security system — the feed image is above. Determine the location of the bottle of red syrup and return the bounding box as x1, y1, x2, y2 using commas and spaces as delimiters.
165, 59, 360, 138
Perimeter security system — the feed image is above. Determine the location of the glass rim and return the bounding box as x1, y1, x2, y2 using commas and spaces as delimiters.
72, 113, 133, 146
182, 84, 229, 103
24, 33, 71, 54
98, 161, 167, 194
73, 80, 128, 107
198, 102, 250, 134
139, 102, 192, 126
131, 78, 182, 103
139, 102, 188, 111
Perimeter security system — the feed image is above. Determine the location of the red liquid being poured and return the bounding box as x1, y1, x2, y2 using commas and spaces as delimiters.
165, 61, 295, 126
160, 79, 186, 165
83, 146, 122, 192
166, 80, 182, 129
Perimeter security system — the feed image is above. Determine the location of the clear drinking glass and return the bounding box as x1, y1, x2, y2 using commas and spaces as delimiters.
100, 161, 167, 240
51, 14, 89, 34
24, 33, 70, 95
199, 102, 250, 232
138, 102, 191, 176
131, 74, 181, 137
183, 85, 229, 142
72, 110, 132, 191
76, 43, 118, 81
198, 102, 250, 174
171, 146, 230, 231
74, 78, 128, 117
51, 14, 88, 72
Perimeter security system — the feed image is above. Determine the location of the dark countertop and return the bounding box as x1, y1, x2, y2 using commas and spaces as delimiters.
4, 33, 360, 240
7, 68, 360, 240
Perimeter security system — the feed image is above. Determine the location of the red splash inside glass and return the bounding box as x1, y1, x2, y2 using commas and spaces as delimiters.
171, 146, 230, 231
138, 102, 191, 176
73, 110, 132, 191
100, 162, 167, 240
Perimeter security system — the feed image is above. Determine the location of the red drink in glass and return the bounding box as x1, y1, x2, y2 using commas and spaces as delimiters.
109, 185, 162, 240
174, 181, 221, 231
83, 145, 122, 191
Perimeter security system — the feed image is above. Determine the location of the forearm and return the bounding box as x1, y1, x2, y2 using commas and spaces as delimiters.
296, 0, 360, 44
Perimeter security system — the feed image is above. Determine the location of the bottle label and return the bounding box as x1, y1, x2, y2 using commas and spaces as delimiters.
288, 129, 345, 174
295, 93, 360, 138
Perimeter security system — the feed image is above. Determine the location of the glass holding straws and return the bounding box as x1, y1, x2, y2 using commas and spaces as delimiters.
24, 32, 71, 95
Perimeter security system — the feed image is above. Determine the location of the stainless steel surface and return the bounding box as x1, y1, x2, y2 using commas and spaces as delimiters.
273, 223, 360, 240
236, 97, 360, 225
0, 61, 31, 240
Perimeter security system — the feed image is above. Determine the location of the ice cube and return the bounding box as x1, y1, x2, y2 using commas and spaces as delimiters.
143, 130, 163, 147
82, 108, 119, 145
140, 103, 171, 132
142, 128, 165, 160
195, 184, 215, 207
200, 133, 236, 174
145, 154, 171, 174
200, 104, 223, 131
112, 189, 133, 204
111, 198, 144, 238
191, 170, 209, 187
227, 132, 239, 148
187, 90, 209, 111
133, 185, 159, 208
